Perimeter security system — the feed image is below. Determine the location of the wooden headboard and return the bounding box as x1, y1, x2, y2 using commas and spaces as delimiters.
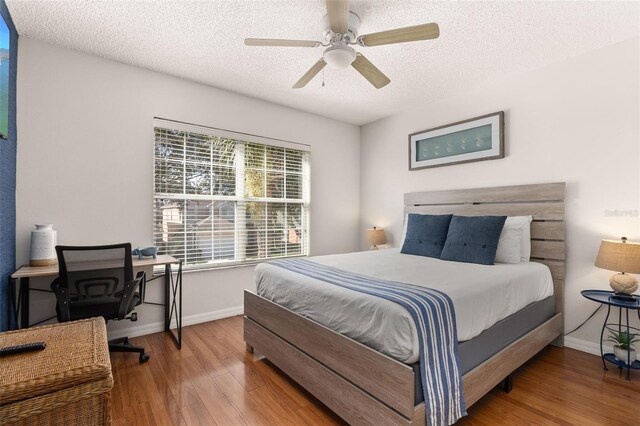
404, 182, 566, 325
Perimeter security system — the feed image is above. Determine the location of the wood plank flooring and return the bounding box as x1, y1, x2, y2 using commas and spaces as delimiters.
110, 317, 640, 425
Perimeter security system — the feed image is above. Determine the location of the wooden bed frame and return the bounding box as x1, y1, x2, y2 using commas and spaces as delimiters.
244, 182, 566, 425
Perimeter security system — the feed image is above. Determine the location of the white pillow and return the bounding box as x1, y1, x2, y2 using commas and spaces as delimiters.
401, 213, 409, 244
519, 215, 533, 261
495, 218, 523, 263
495, 216, 533, 264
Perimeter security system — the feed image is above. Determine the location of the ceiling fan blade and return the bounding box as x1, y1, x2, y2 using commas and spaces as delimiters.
293, 59, 327, 89
326, 0, 349, 34
351, 53, 390, 89
245, 38, 321, 48
360, 23, 440, 47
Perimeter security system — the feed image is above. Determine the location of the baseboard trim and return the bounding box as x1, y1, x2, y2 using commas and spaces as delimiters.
107, 305, 244, 340
73, 308, 619, 356
564, 336, 612, 357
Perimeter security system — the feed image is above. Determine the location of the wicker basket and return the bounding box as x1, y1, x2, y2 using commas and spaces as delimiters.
0, 318, 113, 425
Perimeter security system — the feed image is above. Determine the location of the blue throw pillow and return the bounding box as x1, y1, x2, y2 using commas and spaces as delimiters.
401, 214, 453, 258
440, 215, 507, 265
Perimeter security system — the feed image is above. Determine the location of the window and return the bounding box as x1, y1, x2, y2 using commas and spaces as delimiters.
153, 119, 310, 269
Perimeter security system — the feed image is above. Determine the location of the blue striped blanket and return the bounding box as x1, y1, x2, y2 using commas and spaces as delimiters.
268, 258, 466, 426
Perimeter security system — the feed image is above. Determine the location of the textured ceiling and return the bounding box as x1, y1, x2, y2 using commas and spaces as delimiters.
6, 0, 640, 125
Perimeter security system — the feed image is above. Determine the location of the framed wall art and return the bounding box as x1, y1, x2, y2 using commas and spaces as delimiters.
409, 111, 504, 170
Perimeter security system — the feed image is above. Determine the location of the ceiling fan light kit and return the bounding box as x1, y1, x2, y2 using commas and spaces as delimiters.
244, 0, 440, 89
323, 45, 356, 69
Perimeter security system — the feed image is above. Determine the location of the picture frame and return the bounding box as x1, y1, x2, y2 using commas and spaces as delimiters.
408, 111, 504, 170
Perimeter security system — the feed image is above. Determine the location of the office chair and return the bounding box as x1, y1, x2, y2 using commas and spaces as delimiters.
50, 243, 150, 363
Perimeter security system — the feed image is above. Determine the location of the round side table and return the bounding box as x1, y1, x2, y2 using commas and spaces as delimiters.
581, 290, 640, 380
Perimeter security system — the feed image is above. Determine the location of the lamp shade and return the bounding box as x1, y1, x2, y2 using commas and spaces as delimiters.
366, 227, 386, 247
594, 239, 640, 274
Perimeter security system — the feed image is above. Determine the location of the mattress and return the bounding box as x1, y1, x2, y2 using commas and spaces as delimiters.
255, 248, 554, 364
411, 295, 556, 405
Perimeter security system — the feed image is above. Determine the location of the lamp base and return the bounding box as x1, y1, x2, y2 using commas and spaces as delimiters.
609, 273, 639, 294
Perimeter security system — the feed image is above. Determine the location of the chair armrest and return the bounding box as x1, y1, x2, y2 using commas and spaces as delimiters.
117, 271, 146, 320
50, 278, 71, 322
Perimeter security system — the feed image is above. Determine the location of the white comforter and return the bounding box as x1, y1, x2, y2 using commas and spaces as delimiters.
255, 249, 553, 364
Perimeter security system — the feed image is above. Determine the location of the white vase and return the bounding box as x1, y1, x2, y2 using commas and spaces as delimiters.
613, 345, 637, 365
30, 224, 57, 267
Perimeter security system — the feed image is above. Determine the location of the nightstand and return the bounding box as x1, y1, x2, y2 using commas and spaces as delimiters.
581, 290, 640, 380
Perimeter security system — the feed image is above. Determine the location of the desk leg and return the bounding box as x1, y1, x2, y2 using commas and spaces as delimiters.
164, 265, 170, 332
177, 262, 182, 347
18, 277, 30, 329
164, 262, 182, 349
9, 278, 18, 330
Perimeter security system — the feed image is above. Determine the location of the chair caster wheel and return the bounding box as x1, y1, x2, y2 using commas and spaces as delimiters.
139, 353, 150, 363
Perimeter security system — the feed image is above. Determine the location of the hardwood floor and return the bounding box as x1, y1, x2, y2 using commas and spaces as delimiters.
110, 317, 640, 425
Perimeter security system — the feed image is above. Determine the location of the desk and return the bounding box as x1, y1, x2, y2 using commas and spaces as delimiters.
10, 255, 183, 349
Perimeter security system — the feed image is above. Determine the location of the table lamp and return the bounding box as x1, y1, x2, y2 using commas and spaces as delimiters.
366, 227, 386, 250
594, 237, 640, 300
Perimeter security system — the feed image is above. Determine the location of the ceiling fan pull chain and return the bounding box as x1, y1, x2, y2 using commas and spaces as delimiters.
322, 68, 325, 87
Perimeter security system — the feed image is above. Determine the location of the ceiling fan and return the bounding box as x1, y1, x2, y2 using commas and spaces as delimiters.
244, 0, 439, 89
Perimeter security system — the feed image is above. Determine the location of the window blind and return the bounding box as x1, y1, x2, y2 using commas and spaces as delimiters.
153, 120, 310, 269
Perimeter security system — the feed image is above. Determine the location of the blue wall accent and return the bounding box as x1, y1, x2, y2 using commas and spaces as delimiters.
0, 0, 17, 331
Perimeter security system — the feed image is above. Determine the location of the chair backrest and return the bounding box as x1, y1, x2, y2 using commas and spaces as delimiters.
56, 243, 133, 302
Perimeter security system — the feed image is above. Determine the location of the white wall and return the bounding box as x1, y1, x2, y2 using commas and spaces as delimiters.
360, 37, 640, 354
16, 38, 360, 337
15, 35, 640, 355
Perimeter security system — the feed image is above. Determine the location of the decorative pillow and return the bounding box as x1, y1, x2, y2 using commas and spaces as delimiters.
495, 216, 531, 264
401, 214, 453, 258
440, 215, 507, 265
